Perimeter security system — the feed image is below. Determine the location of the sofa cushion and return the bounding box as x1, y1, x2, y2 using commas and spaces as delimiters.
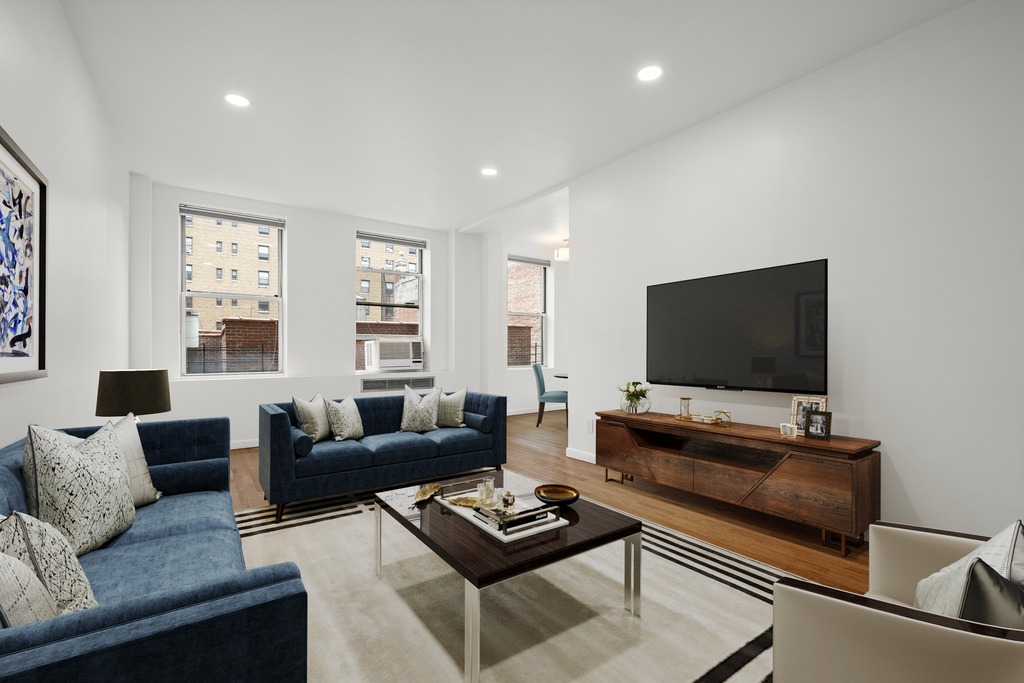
325, 396, 364, 441
0, 512, 97, 615
112, 414, 162, 507
294, 440, 374, 478
29, 424, 136, 556
462, 412, 492, 434
354, 395, 405, 436
293, 393, 331, 443
362, 432, 439, 466
916, 519, 1024, 617
424, 428, 494, 457
0, 553, 58, 627
400, 386, 441, 433
959, 558, 1024, 629
98, 491, 238, 550
438, 389, 467, 428
79, 528, 245, 605
292, 426, 314, 457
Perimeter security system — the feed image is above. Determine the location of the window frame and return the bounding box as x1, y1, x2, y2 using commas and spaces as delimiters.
180, 204, 285, 376
506, 256, 549, 368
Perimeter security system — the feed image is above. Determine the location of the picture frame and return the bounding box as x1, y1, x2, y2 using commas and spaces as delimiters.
790, 395, 827, 436
804, 410, 833, 440
0, 124, 47, 383
779, 423, 798, 439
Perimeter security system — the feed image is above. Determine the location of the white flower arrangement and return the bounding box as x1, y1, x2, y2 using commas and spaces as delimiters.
618, 381, 653, 406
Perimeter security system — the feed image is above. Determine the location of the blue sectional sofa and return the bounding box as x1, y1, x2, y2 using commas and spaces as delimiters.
260, 391, 506, 521
0, 417, 307, 683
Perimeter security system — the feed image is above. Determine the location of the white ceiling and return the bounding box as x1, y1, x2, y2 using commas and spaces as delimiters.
60, 0, 972, 238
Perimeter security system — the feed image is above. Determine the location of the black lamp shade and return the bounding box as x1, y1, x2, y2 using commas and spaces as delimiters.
96, 369, 172, 417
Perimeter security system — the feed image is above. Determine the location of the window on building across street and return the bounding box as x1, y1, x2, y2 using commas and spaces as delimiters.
185, 236, 193, 253
507, 257, 548, 367
181, 204, 284, 375
354, 232, 425, 371
258, 244, 270, 261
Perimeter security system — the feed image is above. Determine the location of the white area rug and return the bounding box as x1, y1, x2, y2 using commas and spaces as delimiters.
239, 478, 786, 682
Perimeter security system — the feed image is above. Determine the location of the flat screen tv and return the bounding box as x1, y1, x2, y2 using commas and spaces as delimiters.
647, 259, 827, 395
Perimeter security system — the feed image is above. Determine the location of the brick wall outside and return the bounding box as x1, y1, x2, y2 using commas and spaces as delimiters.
186, 317, 279, 373
355, 321, 420, 371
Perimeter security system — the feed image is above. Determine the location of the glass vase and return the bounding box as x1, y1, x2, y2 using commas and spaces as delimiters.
621, 395, 651, 414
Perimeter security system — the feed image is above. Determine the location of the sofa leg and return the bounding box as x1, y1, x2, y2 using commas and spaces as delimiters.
537, 403, 545, 427
275, 503, 286, 524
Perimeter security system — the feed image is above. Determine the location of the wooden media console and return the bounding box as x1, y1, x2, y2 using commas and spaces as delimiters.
595, 410, 881, 554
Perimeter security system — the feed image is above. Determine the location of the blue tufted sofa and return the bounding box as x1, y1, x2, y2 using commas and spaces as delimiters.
0, 417, 307, 683
260, 391, 506, 521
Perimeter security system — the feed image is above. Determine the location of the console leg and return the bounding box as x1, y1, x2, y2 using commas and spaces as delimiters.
605, 468, 624, 484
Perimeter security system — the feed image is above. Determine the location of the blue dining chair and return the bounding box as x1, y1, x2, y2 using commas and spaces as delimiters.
532, 363, 568, 427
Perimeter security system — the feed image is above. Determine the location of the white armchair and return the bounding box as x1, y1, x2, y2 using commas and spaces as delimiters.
773, 522, 1024, 682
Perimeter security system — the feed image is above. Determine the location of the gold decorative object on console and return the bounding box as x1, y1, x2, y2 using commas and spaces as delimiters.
713, 410, 732, 427
676, 397, 692, 421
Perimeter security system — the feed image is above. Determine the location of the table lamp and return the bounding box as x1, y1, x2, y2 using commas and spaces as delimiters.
96, 369, 172, 420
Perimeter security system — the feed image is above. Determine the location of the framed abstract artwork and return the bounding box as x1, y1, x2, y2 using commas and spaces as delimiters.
0, 124, 46, 383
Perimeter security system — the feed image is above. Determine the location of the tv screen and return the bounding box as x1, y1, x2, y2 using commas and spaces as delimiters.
647, 259, 827, 395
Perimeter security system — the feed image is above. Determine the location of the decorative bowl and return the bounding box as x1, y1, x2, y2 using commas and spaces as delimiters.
534, 484, 580, 506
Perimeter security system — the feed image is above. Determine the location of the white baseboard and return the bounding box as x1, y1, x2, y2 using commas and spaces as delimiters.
231, 438, 258, 450
565, 446, 595, 464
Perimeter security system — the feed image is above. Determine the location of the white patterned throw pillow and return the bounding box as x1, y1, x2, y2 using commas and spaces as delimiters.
0, 512, 97, 614
325, 396, 364, 441
915, 519, 1024, 618
29, 423, 136, 556
400, 386, 441, 433
293, 393, 332, 442
23, 415, 160, 512
111, 414, 161, 507
437, 388, 467, 428
0, 554, 59, 627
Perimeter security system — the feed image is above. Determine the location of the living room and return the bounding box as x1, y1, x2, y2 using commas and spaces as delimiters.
1, 0, 1022, 680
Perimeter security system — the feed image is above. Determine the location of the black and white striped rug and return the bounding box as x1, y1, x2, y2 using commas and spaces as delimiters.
237, 487, 788, 682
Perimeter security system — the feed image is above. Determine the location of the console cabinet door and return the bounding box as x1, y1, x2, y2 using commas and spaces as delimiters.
742, 452, 854, 534
596, 421, 654, 479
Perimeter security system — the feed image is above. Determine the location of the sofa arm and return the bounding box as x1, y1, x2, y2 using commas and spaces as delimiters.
0, 563, 306, 683
259, 404, 297, 504
868, 522, 987, 603
148, 458, 230, 495
774, 577, 1024, 683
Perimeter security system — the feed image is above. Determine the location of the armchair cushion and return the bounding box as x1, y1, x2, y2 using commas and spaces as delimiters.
961, 558, 1024, 629
916, 520, 1024, 618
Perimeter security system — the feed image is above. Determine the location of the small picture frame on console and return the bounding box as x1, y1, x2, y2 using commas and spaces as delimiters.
779, 423, 798, 439
804, 410, 833, 440
790, 395, 827, 436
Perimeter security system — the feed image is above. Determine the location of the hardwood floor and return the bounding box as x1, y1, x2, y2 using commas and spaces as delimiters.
229, 411, 868, 593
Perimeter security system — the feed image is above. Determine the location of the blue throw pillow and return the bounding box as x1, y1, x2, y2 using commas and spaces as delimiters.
463, 412, 492, 434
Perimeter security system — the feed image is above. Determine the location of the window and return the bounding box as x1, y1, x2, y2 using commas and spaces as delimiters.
181, 205, 284, 375
258, 244, 270, 261
185, 236, 193, 254
408, 263, 417, 273
354, 232, 425, 371
507, 257, 548, 366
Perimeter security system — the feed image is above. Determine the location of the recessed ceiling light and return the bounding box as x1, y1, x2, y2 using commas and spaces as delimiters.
481, 168, 498, 176
637, 65, 663, 82
225, 93, 250, 107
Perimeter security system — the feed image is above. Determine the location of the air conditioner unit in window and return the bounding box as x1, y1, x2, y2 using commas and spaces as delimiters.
365, 338, 423, 371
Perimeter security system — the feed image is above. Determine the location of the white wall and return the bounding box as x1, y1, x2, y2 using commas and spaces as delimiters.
128, 179, 484, 447
567, 0, 1024, 535
0, 0, 129, 444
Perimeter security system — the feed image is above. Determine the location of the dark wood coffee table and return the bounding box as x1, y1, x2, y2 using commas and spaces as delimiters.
374, 470, 642, 683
